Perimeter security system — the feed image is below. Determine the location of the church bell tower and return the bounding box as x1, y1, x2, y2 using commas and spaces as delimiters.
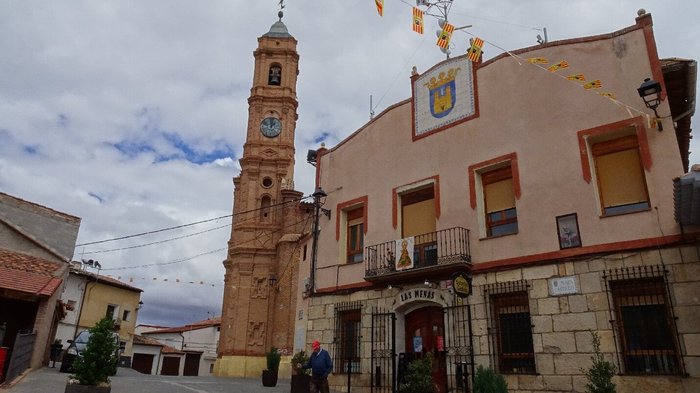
216, 11, 306, 377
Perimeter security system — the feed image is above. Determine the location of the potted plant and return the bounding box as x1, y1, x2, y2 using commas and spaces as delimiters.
398, 354, 436, 393
580, 331, 616, 393
291, 350, 311, 393
65, 316, 119, 393
262, 346, 281, 387
473, 365, 508, 393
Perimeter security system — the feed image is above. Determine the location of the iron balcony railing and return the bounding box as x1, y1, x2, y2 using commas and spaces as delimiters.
365, 227, 470, 278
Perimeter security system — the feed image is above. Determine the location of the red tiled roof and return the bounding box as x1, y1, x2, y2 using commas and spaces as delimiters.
145, 317, 220, 334
0, 266, 63, 296
0, 249, 65, 296
0, 249, 64, 275
133, 335, 182, 354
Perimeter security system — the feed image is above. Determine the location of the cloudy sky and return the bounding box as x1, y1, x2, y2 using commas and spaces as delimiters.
0, 1, 697, 327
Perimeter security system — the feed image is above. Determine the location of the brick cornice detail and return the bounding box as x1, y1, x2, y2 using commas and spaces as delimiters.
474, 234, 682, 272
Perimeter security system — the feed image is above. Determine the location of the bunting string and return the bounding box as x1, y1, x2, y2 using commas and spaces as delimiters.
371, 0, 657, 123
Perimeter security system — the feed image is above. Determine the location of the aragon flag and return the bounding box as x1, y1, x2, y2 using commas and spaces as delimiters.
467, 37, 484, 62
437, 22, 454, 49
583, 80, 603, 89
547, 60, 569, 72
527, 57, 548, 64
412, 7, 424, 34
567, 74, 586, 82
375, 0, 384, 17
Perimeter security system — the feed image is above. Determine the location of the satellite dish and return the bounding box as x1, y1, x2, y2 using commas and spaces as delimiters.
438, 19, 445, 28
436, 29, 442, 38
440, 47, 451, 56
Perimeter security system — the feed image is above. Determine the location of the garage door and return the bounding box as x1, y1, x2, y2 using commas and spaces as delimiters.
131, 353, 154, 374
183, 353, 201, 376
161, 356, 180, 376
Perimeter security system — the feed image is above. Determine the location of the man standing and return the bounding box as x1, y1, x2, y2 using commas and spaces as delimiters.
300, 340, 333, 393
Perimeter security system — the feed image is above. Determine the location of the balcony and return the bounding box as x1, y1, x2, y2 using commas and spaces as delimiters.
364, 227, 471, 283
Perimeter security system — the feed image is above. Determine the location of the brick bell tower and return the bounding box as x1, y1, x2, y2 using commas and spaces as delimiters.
215, 11, 308, 377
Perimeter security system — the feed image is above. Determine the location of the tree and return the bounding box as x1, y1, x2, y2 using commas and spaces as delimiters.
70, 317, 119, 386
581, 331, 616, 393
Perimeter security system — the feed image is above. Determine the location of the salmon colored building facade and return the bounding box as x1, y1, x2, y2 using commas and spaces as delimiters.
294, 11, 698, 393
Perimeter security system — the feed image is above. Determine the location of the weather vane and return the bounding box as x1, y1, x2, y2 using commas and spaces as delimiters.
278, 0, 285, 20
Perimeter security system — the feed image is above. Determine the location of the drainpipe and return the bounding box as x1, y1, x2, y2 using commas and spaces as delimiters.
74, 280, 95, 338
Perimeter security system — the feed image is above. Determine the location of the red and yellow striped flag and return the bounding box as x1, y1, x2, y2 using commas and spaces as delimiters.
583, 80, 602, 89
547, 60, 569, 72
375, 0, 383, 16
412, 7, 424, 34
527, 57, 548, 64
467, 37, 484, 62
566, 73, 586, 82
436, 22, 454, 49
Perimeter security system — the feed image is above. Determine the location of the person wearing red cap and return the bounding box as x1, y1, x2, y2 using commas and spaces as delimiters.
298, 340, 333, 393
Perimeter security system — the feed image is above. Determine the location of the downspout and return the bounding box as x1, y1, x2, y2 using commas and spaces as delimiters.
73, 280, 95, 338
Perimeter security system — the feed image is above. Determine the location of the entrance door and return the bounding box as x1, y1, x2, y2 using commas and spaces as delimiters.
404, 306, 447, 393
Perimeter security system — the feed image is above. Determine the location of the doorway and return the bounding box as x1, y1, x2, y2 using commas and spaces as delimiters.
404, 306, 447, 393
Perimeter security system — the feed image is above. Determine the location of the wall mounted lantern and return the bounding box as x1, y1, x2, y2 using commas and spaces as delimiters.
637, 78, 663, 131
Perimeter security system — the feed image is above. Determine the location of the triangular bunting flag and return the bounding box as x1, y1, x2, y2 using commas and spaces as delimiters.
566, 74, 586, 82
527, 57, 548, 64
600, 92, 616, 99
412, 7, 424, 34
375, 0, 384, 17
467, 37, 484, 62
437, 22, 454, 49
547, 60, 569, 72
583, 80, 602, 89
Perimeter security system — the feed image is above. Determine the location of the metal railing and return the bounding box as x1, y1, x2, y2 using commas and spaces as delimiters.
365, 227, 470, 278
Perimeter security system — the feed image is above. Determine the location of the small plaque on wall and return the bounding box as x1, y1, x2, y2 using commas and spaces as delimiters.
548, 276, 578, 296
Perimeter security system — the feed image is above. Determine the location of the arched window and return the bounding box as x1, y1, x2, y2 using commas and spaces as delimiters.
268, 65, 282, 86
260, 195, 272, 220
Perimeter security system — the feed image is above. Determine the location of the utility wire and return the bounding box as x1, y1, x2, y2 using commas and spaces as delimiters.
101, 214, 312, 271
76, 194, 312, 247
80, 223, 231, 255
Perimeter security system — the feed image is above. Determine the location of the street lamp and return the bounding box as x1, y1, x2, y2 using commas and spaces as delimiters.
637, 78, 663, 131
309, 187, 331, 295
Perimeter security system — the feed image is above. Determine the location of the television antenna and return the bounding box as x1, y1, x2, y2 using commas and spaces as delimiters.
417, 0, 471, 59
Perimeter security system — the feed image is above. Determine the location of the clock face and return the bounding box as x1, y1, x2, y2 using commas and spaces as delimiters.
260, 117, 282, 138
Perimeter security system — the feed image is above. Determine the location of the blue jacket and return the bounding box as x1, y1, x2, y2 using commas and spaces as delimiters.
304, 348, 333, 379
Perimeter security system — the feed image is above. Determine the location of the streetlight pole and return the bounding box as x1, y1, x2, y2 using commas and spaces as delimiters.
309, 187, 328, 295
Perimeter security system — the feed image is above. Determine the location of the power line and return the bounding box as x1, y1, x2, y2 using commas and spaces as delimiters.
75, 194, 312, 247
80, 223, 231, 255
101, 214, 312, 271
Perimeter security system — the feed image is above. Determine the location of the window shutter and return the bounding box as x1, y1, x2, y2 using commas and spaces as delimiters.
402, 199, 436, 238
596, 148, 647, 207
484, 178, 515, 214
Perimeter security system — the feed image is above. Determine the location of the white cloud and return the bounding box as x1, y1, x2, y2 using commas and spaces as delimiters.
0, 0, 696, 326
